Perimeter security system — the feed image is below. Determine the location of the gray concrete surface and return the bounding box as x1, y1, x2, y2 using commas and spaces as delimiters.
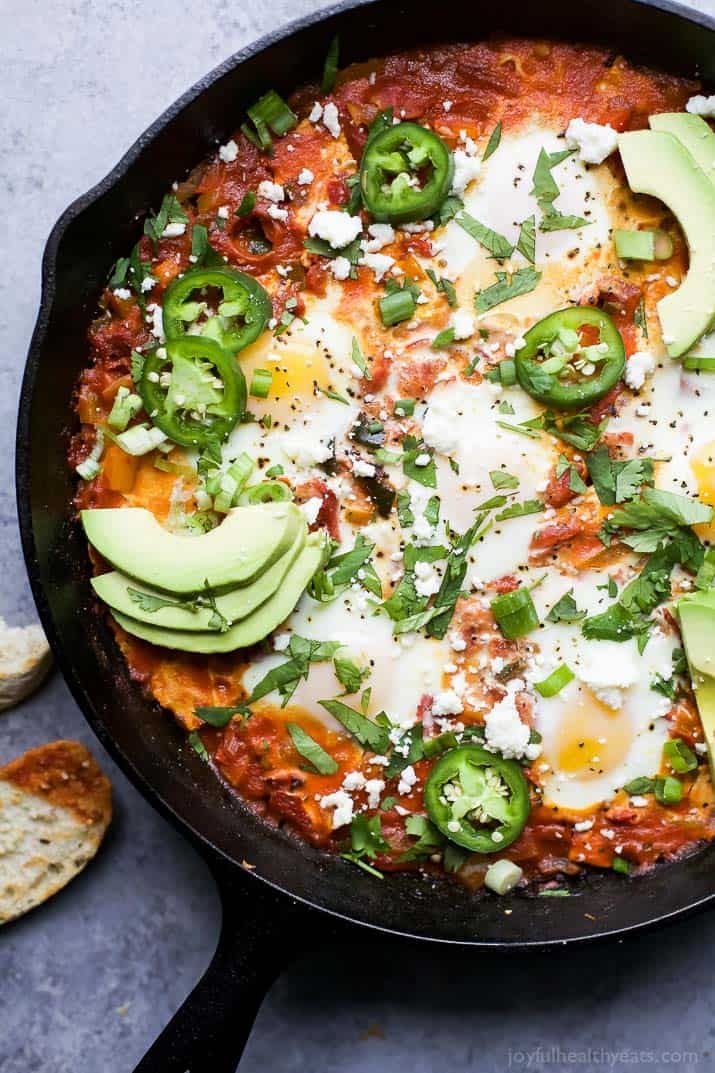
1, 1, 714, 1070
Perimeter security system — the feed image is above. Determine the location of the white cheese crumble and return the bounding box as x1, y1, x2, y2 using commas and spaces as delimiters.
320, 790, 354, 829
322, 102, 341, 138
342, 771, 365, 792
257, 180, 285, 202
625, 350, 656, 391
267, 204, 289, 222
218, 139, 239, 163
364, 779, 385, 809
451, 309, 475, 341
329, 256, 352, 281
574, 819, 594, 832
422, 394, 459, 455
359, 251, 394, 281
282, 434, 334, 468
413, 560, 442, 599
217, 206, 230, 220
398, 765, 418, 796
564, 118, 618, 165
309, 209, 363, 249
431, 689, 464, 718
300, 496, 323, 525
146, 303, 164, 341
309, 102, 323, 123
449, 632, 467, 652
273, 632, 291, 652
686, 94, 715, 118
451, 148, 481, 196
297, 168, 314, 186
113, 287, 131, 300
365, 223, 395, 253
484, 682, 540, 761
577, 640, 640, 710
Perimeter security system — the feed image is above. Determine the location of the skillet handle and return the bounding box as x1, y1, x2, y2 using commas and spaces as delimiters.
132, 859, 327, 1073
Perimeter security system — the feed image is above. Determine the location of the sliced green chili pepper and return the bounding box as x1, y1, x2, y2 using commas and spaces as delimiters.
360, 122, 454, 225
424, 745, 530, 853
515, 307, 625, 410
162, 265, 271, 354
139, 336, 246, 448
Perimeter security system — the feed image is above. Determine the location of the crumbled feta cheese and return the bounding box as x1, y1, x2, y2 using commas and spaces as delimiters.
398, 765, 418, 796
574, 819, 594, 832
451, 148, 481, 196
258, 180, 285, 203
309, 209, 363, 249
624, 350, 656, 391
322, 102, 341, 138
451, 309, 475, 341
300, 496, 323, 525
217, 205, 230, 220
630, 796, 648, 808
422, 395, 459, 455
449, 632, 467, 652
297, 168, 314, 186
162, 222, 186, 238
484, 682, 540, 760
329, 256, 352, 281
686, 94, 715, 119
267, 204, 289, 222
431, 689, 464, 718
146, 303, 164, 341
360, 251, 394, 281
320, 790, 354, 829
218, 139, 239, 163
564, 118, 618, 165
309, 102, 323, 123
113, 287, 131, 300
352, 457, 376, 478
365, 223, 395, 253
282, 434, 334, 467
414, 453, 431, 467
273, 632, 291, 651
577, 639, 640, 709
342, 771, 366, 792
414, 560, 441, 599
696, 742, 708, 755
443, 100, 453, 112
364, 779, 385, 809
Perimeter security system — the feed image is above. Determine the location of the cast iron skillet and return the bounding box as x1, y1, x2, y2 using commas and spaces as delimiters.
16, 0, 715, 1069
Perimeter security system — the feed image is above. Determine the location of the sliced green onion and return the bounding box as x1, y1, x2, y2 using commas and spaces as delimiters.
115, 424, 167, 456
76, 428, 105, 480
486, 359, 517, 386
321, 35, 340, 94
242, 480, 293, 504
683, 356, 715, 371
394, 398, 415, 417
107, 386, 143, 432
614, 228, 673, 261
663, 738, 698, 774
250, 368, 273, 398
534, 663, 575, 698
490, 587, 539, 639
654, 774, 683, 805
380, 289, 415, 327
245, 90, 297, 150
484, 859, 523, 894
612, 856, 631, 875
265, 463, 284, 477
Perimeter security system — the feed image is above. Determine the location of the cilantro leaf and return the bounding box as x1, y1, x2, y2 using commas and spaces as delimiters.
249, 635, 342, 705
546, 590, 586, 623
474, 268, 541, 314
495, 499, 545, 521
490, 470, 520, 490
351, 337, 371, 379
384, 724, 425, 778
516, 214, 536, 263
318, 698, 390, 752
482, 122, 502, 161
334, 656, 371, 695
457, 212, 513, 260
194, 705, 248, 727
402, 436, 437, 488
540, 212, 591, 232
287, 722, 338, 774
586, 447, 655, 506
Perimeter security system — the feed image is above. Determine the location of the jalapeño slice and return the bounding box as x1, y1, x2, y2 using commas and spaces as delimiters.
424, 745, 530, 853
139, 337, 246, 448
515, 307, 626, 410
162, 265, 272, 354
360, 122, 454, 225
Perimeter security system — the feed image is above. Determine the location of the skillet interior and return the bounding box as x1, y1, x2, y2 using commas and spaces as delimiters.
17, 0, 715, 946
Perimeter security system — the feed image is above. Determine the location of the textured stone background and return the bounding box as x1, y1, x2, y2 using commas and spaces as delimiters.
1, 1, 714, 1070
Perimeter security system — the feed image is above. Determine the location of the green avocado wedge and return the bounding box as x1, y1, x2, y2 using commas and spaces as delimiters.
110, 534, 327, 653
649, 113, 715, 189
677, 589, 715, 779
618, 129, 715, 358
91, 530, 306, 631
82, 503, 304, 593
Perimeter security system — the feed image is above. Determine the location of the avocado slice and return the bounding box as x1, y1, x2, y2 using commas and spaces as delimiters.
618, 129, 715, 358
91, 529, 306, 630
677, 590, 715, 778
110, 534, 326, 653
649, 113, 715, 189
82, 503, 304, 594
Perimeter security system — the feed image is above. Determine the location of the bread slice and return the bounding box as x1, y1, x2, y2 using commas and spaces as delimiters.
0, 741, 112, 924
0, 617, 52, 712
